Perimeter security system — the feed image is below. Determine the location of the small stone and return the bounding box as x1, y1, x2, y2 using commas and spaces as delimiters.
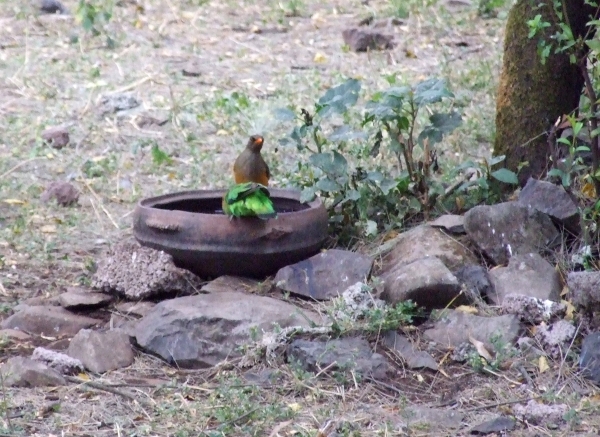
0, 329, 31, 341
58, 288, 113, 310
518, 178, 580, 234
381, 224, 477, 273
201, 275, 260, 294
535, 320, 576, 360
383, 331, 438, 370
40, 0, 68, 14
454, 264, 493, 299
501, 294, 566, 324
464, 202, 559, 265
32, 347, 84, 375
68, 329, 135, 373
381, 256, 464, 309
1, 306, 101, 337
275, 249, 373, 300
40, 181, 79, 206
470, 416, 516, 435
580, 332, 600, 385
512, 399, 568, 426
424, 309, 521, 350
114, 301, 156, 317
287, 337, 392, 379
568, 271, 600, 311
342, 28, 395, 52
41, 126, 70, 149
99, 93, 140, 115
428, 214, 465, 233
2, 357, 66, 387
488, 253, 561, 304
92, 239, 203, 299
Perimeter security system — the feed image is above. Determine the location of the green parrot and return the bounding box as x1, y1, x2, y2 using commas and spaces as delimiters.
222, 182, 277, 220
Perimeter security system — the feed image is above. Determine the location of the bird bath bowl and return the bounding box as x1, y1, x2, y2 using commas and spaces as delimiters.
132, 189, 329, 278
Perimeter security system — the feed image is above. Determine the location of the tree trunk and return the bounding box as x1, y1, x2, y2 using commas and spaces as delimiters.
494, 0, 590, 185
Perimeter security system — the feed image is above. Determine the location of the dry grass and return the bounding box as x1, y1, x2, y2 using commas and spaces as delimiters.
1, 0, 598, 435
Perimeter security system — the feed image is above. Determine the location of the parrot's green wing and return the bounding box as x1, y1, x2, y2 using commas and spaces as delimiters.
222, 183, 277, 220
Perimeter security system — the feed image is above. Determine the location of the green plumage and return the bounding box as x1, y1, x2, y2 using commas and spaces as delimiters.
222, 182, 277, 220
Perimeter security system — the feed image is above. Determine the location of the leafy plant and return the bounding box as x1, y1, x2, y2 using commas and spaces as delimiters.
477, 0, 506, 18
151, 144, 173, 167
75, 0, 115, 46
276, 77, 517, 240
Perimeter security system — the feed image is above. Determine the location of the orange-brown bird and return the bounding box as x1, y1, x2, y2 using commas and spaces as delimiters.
233, 135, 270, 186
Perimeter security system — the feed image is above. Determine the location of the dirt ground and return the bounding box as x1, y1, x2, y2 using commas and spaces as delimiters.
2, 0, 597, 436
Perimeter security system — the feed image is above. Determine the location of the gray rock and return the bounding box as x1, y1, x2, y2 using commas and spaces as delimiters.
275, 249, 373, 300
1, 306, 101, 337
383, 331, 438, 371
568, 271, 600, 310
40, 181, 79, 206
92, 240, 203, 299
287, 337, 392, 379
135, 292, 321, 368
463, 202, 559, 265
0, 329, 31, 341
488, 253, 561, 304
41, 126, 70, 149
580, 332, 600, 385
454, 264, 493, 299
1, 357, 66, 387
470, 416, 516, 435
512, 399, 568, 426
201, 275, 260, 294
68, 329, 134, 373
399, 405, 464, 430
99, 93, 140, 114
424, 310, 521, 350
32, 347, 84, 375
382, 256, 464, 309
342, 28, 395, 52
535, 320, 576, 360
428, 214, 465, 233
381, 225, 477, 273
114, 301, 156, 317
501, 294, 566, 324
40, 0, 68, 14
106, 314, 139, 338
518, 178, 580, 234
58, 288, 113, 310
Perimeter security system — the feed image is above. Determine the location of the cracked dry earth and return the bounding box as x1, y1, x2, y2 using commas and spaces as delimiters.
2, 0, 585, 436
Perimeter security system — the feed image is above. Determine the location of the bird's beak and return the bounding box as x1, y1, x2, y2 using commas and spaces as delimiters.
254, 137, 263, 146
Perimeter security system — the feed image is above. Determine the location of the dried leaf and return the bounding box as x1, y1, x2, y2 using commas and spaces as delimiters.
40, 225, 57, 234
582, 182, 596, 199
456, 305, 478, 314
3, 199, 26, 205
77, 373, 90, 380
562, 299, 575, 321
416, 373, 424, 382
469, 335, 493, 361
314, 52, 327, 63
560, 285, 569, 297
538, 355, 549, 373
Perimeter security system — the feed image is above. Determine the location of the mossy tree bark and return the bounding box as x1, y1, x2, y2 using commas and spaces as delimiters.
494, 0, 591, 185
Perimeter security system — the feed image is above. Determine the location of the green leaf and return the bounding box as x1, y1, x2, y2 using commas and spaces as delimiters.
380, 178, 398, 195
413, 78, 453, 107
489, 155, 506, 166
328, 125, 367, 141
316, 78, 361, 118
316, 178, 341, 192
344, 190, 361, 201
151, 144, 172, 166
309, 151, 347, 176
365, 220, 378, 237
417, 110, 462, 145
490, 168, 518, 184
273, 107, 296, 121
366, 171, 384, 182
300, 186, 317, 203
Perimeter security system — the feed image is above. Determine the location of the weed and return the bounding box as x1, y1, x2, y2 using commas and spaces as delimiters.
75, 0, 115, 47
